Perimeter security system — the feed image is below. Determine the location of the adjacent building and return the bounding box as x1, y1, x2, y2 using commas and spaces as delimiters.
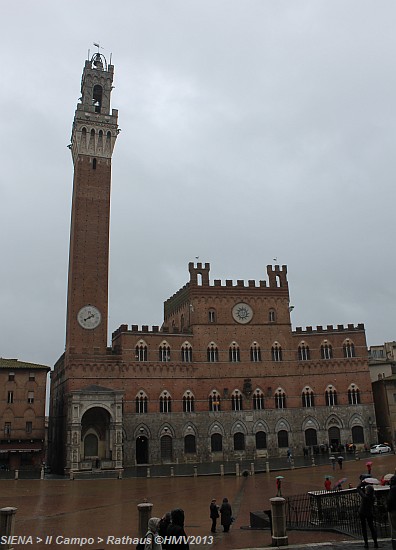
49, 53, 377, 474
0, 358, 50, 470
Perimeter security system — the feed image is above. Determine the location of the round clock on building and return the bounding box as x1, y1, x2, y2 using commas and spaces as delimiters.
232, 302, 253, 324
77, 305, 102, 330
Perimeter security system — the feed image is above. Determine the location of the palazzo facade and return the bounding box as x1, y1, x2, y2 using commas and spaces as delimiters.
49, 54, 376, 474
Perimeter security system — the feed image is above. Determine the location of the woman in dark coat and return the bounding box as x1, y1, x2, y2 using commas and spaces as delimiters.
357, 482, 378, 548
219, 497, 232, 533
387, 475, 396, 549
166, 508, 189, 549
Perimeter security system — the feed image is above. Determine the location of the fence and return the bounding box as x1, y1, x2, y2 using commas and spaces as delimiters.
284, 487, 390, 538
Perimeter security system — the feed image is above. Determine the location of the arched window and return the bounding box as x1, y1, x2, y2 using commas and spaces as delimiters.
181, 343, 192, 362
298, 343, 310, 361
92, 158, 97, 170
135, 343, 147, 361
253, 390, 265, 410
135, 392, 148, 413
208, 309, 216, 323
275, 389, 286, 409
269, 309, 276, 323
278, 430, 289, 448
229, 343, 240, 362
234, 432, 245, 451
302, 388, 315, 408
256, 431, 267, 449
325, 387, 337, 406
271, 343, 282, 362
250, 343, 261, 362
183, 392, 195, 413
343, 340, 356, 358
207, 344, 219, 362
352, 425, 364, 444
231, 391, 243, 411
209, 391, 221, 412
211, 433, 222, 452
93, 84, 103, 112
184, 434, 196, 454
348, 386, 360, 405
159, 343, 171, 362
160, 392, 172, 413
305, 428, 318, 446
321, 342, 333, 360
180, 314, 185, 331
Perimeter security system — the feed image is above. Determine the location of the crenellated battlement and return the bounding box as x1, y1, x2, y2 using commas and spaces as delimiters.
112, 324, 192, 339
266, 265, 288, 288
189, 262, 210, 285
293, 323, 365, 335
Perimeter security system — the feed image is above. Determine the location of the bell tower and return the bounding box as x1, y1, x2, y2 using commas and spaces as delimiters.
65, 52, 118, 355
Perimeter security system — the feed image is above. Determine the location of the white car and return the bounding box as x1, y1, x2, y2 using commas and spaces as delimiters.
370, 444, 392, 454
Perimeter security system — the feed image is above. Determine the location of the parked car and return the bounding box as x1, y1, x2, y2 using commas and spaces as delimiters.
370, 444, 392, 454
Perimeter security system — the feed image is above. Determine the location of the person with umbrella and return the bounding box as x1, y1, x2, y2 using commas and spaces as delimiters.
337, 456, 344, 470
330, 456, 336, 470
276, 476, 284, 496
366, 461, 373, 475
357, 480, 378, 548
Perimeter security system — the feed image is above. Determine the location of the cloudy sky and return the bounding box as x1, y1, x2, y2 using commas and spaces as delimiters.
1, 1, 395, 368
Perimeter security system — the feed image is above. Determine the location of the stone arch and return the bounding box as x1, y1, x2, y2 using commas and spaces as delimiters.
348, 413, 365, 428
158, 423, 174, 438
301, 416, 320, 431
182, 423, 198, 437
253, 420, 270, 434
326, 415, 343, 429
208, 422, 225, 436
275, 418, 291, 432
230, 421, 247, 435
81, 406, 111, 461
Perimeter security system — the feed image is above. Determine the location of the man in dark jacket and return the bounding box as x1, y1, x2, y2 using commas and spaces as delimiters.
209, 499, 219, 533
357, 482, 378, 548
166, 508, 189, 549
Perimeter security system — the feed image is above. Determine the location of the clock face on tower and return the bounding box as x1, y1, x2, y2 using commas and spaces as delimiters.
232, 302, 253, 324
77, 305, 102, 330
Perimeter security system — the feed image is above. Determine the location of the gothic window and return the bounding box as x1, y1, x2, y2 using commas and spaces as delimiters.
135, 343, 148, 361
352, 425, 364, 444
159, 343, 171, 362
250, 343, 261, 362
271, 343, 282, 362
325, 386, 338, 406
208, 309, 216, 323
305, 428, 318, 446
269, 309, 276, 323
183, 392, 195, 413
180, 314, 185, 331
348, 385, 360, 405
181, 343, 193, 362
321, 342, 333, 360
302, 388, 315, 408
184, 434, 196, 454
7, 391, 13, 404
160, 392, 172, 413
278, 430, 289, 448
343, 340, 356, 358
26, 422, 32, 434
93, 84, 103, 113
231, 390, 243, 411
229, 343, 240, 362
27, 391, 34, 404
234, 432, 245, 451
275, 389, 286, 409
135, 392, 148, 413
4, 423, 11, 436
211, 433, 222, 452
298, 343, 310, 361
209, 391, 221, 412
207, 343, 219, 362
253, 390, 265, 410
256, 431, 267, 449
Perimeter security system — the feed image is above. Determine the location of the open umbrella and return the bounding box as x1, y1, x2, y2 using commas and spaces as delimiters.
324, 475, 334, 479
366, 461, 373, 466
364, 477, 380, 485
336, 477, 347, 485
329, 456, 335, 460
337, 456, 344, 460
276, 475, 284, 479
384, 473, 394, 481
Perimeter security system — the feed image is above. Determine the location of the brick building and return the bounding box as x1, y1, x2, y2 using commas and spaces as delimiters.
0, 358, 49, 470
49, 54, 376, 474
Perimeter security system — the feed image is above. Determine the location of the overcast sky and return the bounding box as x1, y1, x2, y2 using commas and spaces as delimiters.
1, 1, 395, 368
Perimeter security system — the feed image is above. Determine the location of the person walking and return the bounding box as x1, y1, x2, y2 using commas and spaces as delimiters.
209, 499, 219, 533
143, 517, 162, 550
324, 477, 332, 491
337, 456, 343, 470
357, 482, 378, 548
220, 497, 233, 533
387, 475, 396, 549
166, 508, 189, 549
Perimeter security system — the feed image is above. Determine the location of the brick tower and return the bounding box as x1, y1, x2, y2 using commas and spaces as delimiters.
66, 52, 118, 355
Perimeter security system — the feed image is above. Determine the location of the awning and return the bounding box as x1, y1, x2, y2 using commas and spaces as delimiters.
0, 442, 43, 453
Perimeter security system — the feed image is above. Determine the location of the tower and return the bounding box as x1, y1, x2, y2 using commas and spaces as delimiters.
66, 52, 118, 354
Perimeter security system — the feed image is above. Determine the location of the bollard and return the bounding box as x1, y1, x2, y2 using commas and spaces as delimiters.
270, 497, 288, 547
235, 463, 240, 477
137, 502, 153, 538
118, 469, 123, 479
290, 458, 295, 470
250, 462, 255, 476
69, 470, 74, 481
170, 467, 174, 477
266, 461, 270, 473
0, 507, 17, 550
193, 466, 197, 477
40, 467, 45, 480
147, 467, 151, 478
311, 456, 316, 467
220, 464, 224, 476
14, 470, 18, 481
